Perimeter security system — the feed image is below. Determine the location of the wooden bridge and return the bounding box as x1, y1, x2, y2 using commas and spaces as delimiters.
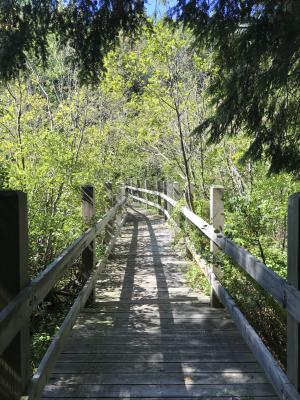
1, 183, 300, 399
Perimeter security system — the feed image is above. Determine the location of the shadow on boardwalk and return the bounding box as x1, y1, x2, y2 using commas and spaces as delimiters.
42, 206, 277, 399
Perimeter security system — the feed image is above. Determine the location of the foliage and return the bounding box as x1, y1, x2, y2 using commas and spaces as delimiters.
174, 0, 300, 174
185, 262, 210, 296
0, 0, 145, 82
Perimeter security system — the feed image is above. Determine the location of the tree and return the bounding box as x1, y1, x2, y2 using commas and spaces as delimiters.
0, 0, 145, 82
174, 0, 300, 174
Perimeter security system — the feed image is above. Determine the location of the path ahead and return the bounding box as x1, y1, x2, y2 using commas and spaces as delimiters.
42, 206, 277, 399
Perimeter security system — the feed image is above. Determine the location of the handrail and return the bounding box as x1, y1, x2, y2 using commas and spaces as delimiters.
0, 197, 126, 356
126, 184, 300, 400
126, 185, 300, 323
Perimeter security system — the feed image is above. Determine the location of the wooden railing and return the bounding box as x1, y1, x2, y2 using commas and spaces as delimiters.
0, 186, 127, 400
126, 182, 300, 400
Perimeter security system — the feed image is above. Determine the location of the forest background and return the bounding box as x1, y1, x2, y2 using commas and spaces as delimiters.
0, 11, 298, 370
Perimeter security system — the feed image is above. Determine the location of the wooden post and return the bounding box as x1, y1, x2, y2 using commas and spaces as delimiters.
144, 179, 148, 209
209, 185, 224, 308
163, 181, 168, 220
157, 180, 163, 216
167, 181, 173, 214
137, 179, 141, 202
105, 181, 113, 208
0, 191, 31, 400
173, 181, 179, 201
120, 184, 126, 202
287, 193, 300, 390
81, 185, 95, 303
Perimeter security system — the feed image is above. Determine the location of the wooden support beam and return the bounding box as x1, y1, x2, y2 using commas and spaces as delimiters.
136, 179, 141, 202
144, 180, 148, 209
166, 182, 173, 215
156, 180, 163, 216
288, 193, 300, 390
163, 181, 168, 220
209, 185, 224, 308
0, 190, 31, 400
173, 181, 179, 201
105, 181, 113, 208
81, 185, 95, 303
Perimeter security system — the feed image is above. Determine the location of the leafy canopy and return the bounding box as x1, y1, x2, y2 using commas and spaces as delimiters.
2, 1, 300, 173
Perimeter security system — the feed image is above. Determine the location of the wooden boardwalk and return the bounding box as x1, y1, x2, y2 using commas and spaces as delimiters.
42, 206, 277, 399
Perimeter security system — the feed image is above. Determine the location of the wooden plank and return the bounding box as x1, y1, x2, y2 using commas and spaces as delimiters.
61, 343, 249, 354
52, 361, 264, 374
65, 335, 245, 346
42, 397, 278, 400
56, 352, 256, 363
74, 315, 233, 323
63, 340, 247, 350
47, 371, 269, 385
42, 383, 275, 397
0, 198, 125, 356
71, 322, 237, 332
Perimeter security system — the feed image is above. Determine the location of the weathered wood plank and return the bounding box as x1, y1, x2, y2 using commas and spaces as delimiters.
42, 397, 278, 400
47, 371, 269, 385
56, 352, 256, 363
53, 361, 264, 374
42, 383, 275, 397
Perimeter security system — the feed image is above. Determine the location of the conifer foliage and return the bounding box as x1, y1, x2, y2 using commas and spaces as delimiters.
175, 0, 300, 173
0, 0, 145, 82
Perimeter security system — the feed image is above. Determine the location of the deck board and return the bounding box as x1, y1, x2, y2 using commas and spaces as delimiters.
42, 206, 277, 399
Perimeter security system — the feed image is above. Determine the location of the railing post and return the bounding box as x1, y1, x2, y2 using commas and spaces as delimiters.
167, 181, 173, 215
144, 179, 148, 209
287, 193, 300, 390
81, 185, 96, 303
120, 184, 126, 202
156, 180, 163, 216
173, 181, 179, 201
105, 181, 113, 208
0, 191, 31, 399
163, 181, 168, 220
209, 185, 224, 308
136, 179, 142, 204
